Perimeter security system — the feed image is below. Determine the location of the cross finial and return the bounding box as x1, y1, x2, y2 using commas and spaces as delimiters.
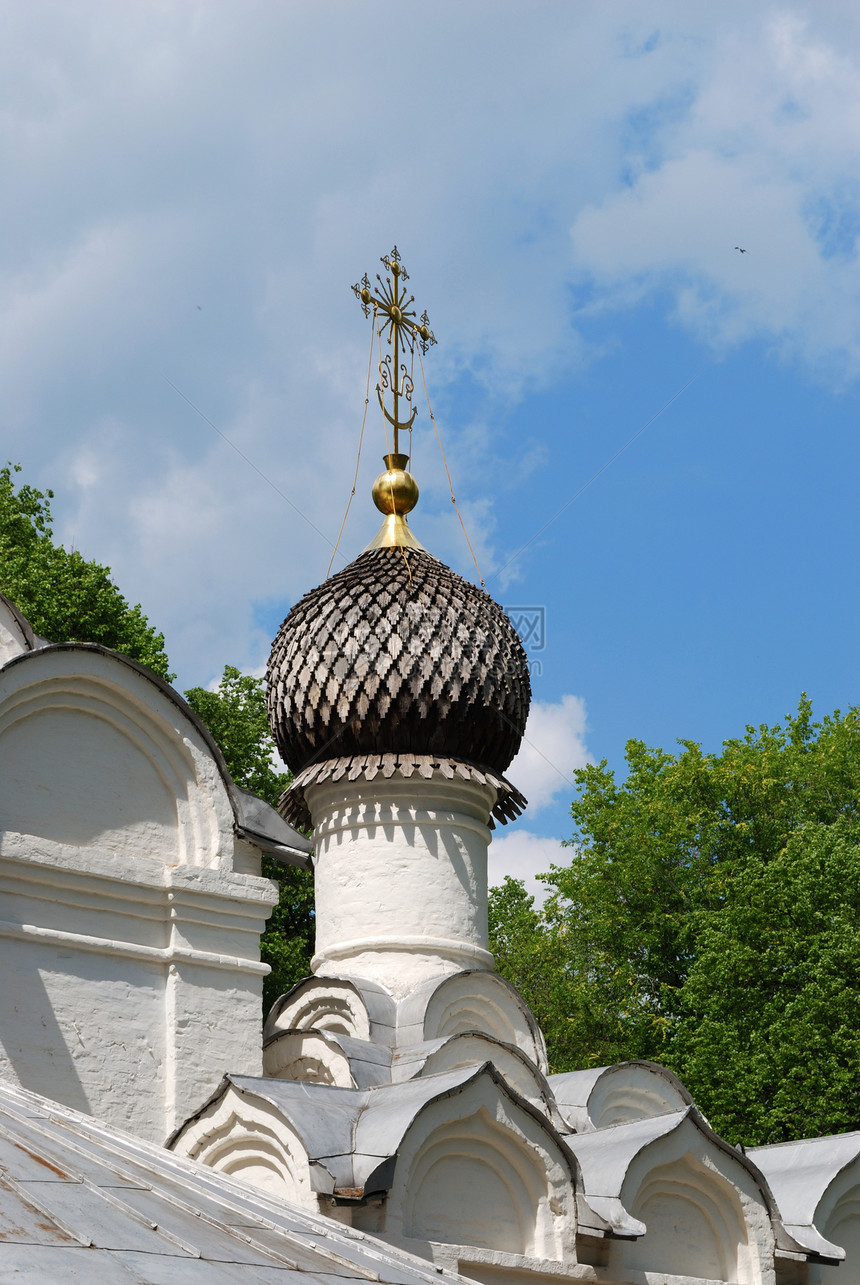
352, 247, 436, 455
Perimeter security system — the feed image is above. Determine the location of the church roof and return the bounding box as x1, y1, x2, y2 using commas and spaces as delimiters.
0, 1080, 470, 1284
267, 546, 531, 778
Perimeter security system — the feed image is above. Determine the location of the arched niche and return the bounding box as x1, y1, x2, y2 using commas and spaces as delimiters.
417, 972, 548, 1073
0, 647, 235, 869
171, 1087, 310, 1206
618, 1127, 772, 1284
263, 1030, 354, 1088
391, 1073, 575, 1262
265, 977, 374, 1042
416, 1033, 551, 1107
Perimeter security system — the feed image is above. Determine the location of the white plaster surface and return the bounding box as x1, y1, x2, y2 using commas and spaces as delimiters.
306, 776, 496, 994
0, 643, 280, 1143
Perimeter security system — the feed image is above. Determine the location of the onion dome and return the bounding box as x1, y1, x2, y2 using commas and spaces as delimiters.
267, 539, 531, 778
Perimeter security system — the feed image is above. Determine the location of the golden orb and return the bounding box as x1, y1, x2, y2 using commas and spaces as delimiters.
372, 453, 419, 515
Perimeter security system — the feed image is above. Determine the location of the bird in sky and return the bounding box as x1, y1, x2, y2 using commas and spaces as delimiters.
734, 246, 747, 253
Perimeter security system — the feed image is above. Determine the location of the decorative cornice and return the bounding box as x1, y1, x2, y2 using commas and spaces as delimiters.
280, 754, 527, 832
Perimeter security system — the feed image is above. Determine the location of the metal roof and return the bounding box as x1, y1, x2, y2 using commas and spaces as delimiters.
0, 1080, 468, 1283
749, 1132, 860, 1263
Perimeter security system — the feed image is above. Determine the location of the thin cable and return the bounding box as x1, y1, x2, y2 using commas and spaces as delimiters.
164, 377, 337, 551
376, 315, 392, 456
408, 339, 416, 469
487, 374, 698, 587
417, 346, 486, 588
326, 311, 377, 579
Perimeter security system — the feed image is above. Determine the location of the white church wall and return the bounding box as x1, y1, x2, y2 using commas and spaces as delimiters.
0, 931, 166, 1134
0, 644, 279, 1143
306, 775, 496, 995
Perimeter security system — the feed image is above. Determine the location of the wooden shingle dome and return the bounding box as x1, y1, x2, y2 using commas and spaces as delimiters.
267, 545, 531, 776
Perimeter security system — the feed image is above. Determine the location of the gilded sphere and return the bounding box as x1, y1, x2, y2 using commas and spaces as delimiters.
372, 467, 419, 515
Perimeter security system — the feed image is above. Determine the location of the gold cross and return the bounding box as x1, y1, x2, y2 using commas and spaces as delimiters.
352, 246, 436, 454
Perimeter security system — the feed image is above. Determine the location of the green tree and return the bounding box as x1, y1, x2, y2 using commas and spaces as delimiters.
675, 816, 860, 1144
490, 698, 860, 1144
184, 666, 314, 1010
0, 463, 171, 679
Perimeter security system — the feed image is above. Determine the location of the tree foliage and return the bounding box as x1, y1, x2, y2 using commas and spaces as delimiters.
490, 698, 860, 1145
0, 463, 171, 679
183, 666, 314, 1010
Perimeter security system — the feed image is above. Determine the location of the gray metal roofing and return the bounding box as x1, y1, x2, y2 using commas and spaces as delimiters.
748, 1131, 860, 1262
0, 1081, 467, 1283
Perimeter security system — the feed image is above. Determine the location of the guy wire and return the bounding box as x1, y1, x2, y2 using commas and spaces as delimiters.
326, 309, 377, 579
408, 340, 416, 470
376, 313, 392, 456
417, 346, 485, 588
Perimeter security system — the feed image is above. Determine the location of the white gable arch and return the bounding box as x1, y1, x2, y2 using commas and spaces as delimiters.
176, 1087, 311, 1205
415, 1033, 552, 1108
618, 1118, 775, 1283
416, 971, 548, 1073
0, 594, 36, 665
390, 1072, 576, 1263
263, 1029, 356, 1087
0, 645, 235, 869
551, 1060, 695, 1133
625, 1154, 744, 1279
404, 1110, 536, 1253
265, 977, 375, 1042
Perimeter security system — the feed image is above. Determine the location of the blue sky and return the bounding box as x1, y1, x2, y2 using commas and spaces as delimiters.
1, 2, 858, 893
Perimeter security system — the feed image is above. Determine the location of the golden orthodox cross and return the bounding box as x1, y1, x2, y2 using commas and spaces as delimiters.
352, 246, 436, 455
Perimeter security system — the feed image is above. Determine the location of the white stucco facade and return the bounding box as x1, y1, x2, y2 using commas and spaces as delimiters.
308, 773, 496, 993
0, 609, 309, 1143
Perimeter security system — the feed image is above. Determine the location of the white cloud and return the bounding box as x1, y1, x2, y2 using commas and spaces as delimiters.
507, 694, 590, 813
570, 12, 860, 374
488, 829, 567, 906
1, 2, 859, 684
